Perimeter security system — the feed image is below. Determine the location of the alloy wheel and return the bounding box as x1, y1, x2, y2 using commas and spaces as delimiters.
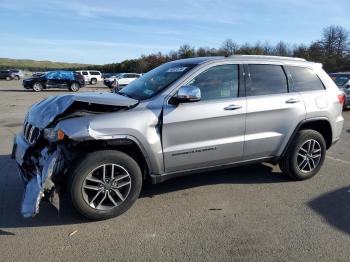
296, 139, 322, 173
33, 83, 42, 91
82, 164, 132, 210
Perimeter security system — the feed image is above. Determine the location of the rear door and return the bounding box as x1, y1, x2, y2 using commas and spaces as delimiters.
243, 64, 306, 160
288, 66, 336, 118
162, 64, 246, 173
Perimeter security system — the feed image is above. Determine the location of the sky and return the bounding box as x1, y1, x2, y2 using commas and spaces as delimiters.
0, 0, 349, 65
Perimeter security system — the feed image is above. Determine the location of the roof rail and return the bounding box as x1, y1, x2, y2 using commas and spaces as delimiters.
229, 55, 306, 62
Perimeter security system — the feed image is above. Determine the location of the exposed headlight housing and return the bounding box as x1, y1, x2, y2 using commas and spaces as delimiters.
43, 128, 65, 142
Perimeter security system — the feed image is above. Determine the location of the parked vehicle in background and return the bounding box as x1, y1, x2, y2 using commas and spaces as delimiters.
102, 72, 119, 79
10, 69, 24, 80
76, 70, 103, 85
329, 72, 350, 110
0, 70, 15, 80
104, 73, 141, 89
32, 72, 45, 77
22, 70, 85, 92
12, 55, 344, 220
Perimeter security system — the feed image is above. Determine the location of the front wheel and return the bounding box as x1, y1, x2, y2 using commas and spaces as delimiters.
279, 129, 326, 180
68, 150, 142, 220
5, 76, 11, 81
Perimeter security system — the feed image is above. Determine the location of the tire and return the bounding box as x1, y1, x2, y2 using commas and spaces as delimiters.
69, 82, 80, 92
90, 78, 97, 85
279, 129, 326, 180
14, 76, 20, 80
68, 150, 142, 220
32, 82, 43, 92
5, 76, 11, 81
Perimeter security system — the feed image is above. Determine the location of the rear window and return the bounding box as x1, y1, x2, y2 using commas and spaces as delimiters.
246, 65, 288, 96
289, 66, 325, 91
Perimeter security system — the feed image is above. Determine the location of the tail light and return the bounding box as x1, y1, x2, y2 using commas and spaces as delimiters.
338, 93, 346, 105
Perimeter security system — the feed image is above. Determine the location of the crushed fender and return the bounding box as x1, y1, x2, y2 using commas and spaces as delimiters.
20, 149, 62, 218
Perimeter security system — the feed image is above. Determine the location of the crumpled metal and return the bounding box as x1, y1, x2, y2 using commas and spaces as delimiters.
27, 93, 138, 128
21, 149, 61, 218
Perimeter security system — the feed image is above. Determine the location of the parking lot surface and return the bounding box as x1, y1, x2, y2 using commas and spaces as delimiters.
0, 80, 349, 261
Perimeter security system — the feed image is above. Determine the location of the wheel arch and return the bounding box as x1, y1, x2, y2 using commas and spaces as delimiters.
279, 117, 333, 160
66, 137, 152, 181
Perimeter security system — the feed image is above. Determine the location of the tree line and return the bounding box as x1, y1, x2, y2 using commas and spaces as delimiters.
89, 25, 349, 74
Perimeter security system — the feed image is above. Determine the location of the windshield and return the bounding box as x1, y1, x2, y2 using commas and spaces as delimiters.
118, 63, 197, 100
330, 75, 350, 86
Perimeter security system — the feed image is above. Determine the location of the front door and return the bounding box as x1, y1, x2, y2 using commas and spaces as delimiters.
162, 64, 246, 173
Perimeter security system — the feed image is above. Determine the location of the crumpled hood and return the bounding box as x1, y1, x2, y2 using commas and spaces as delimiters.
27, 92, 138, 128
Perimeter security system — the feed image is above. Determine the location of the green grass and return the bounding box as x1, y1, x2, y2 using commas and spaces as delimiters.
0, 58, 95, 71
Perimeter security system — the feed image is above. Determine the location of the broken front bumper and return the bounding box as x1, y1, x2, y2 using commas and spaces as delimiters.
12, 135, 64, 218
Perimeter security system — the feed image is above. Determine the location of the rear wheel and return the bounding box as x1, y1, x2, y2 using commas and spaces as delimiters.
32, 82, 43, 92
90, 78, 97, 85
279, 129, 326, 180
69, 82, 80, 92
68, 150, 142, 220
14, 75, 20, 80
5, 76, 11, 81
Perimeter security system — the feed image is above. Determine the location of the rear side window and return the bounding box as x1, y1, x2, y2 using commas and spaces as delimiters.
246, 65, 288, 96
90, 71, 101, 75
289, 66, 325, 91
82, 71, 88, 75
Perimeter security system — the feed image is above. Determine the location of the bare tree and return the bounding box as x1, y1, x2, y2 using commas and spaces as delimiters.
221, 39, 239, 56
322, 25, 349, 57
293, 44, 309, 59
178, 44, 195, 59
274, 41, 292, 56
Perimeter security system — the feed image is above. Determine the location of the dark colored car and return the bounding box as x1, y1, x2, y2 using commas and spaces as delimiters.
0, 70, 15, 80
329, 72, 350, 110
22, 71, 85, 92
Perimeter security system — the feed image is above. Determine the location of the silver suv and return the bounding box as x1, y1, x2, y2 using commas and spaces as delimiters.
12, 56, 345, 220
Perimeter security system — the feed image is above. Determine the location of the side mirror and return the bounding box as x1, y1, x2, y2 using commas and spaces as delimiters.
172, 85, 201, 104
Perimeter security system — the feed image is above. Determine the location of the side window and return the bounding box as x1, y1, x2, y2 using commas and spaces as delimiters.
289, 66, 325, 91
82, 71, 88, 76
246, 65, 288, 96
188, 64, 239, 101
46, 71, 59, 79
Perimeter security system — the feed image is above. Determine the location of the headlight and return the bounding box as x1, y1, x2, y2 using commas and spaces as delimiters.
43, 128, 65, 142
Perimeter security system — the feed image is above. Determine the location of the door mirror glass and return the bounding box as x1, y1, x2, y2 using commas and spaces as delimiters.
174, 85, 201, 103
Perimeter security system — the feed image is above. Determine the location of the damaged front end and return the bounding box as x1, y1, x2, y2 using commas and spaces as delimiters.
12, 92, 139, 218
12, 131, 64, 217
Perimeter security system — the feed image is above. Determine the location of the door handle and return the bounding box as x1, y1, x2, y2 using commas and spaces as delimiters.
285, 98, 300, 104
224, 104, 242, 110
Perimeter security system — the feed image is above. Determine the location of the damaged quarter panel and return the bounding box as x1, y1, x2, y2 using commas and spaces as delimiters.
57, 101, 164, 175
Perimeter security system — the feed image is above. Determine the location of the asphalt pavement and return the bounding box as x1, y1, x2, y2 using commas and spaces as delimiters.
0, 80, 349, 261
